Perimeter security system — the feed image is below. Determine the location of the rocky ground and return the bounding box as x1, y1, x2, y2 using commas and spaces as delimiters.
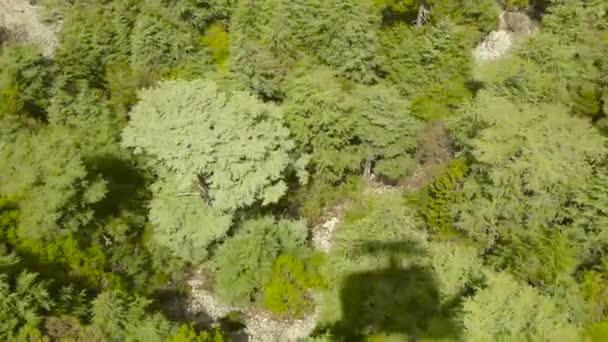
474, 11, 537, 62
187, 269, 321, 341
0, 0, 59, 55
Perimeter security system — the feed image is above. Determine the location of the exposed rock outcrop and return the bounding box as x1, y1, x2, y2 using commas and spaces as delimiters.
474, 11, 537, 62
0, 0, 59, 55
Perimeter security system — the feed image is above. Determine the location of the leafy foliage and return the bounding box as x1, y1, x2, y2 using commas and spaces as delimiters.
91, 289, 175, 341
283, 68, 422, 182
2, 0, 608, 339
212, 217, 308, 305
263, 254, 325, 317
450, 94, 608, 288
169, 324, 226, 342
379, 20, 476, 119
462, 271, 579, 341
423, 158, 468, 234
201, 22, 230, 65
148, 176, 233, 263
0, 271, 52, 339
122, 79, 301, 211
0, 126, 107, 238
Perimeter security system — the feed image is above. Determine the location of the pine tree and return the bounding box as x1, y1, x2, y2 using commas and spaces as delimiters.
0, 126, 107, 238
450, 93, 608, 287
91, 289, 175, 341
130, 10, 197, 72
351, 83, 422, 180
0, 271, 53, 339
284, 68, 421, 182
462, 271, 579, 341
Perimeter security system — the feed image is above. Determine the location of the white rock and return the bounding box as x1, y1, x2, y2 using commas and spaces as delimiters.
474, 29, 513, 62
312, 217, 339, 252
0, 0, 60, 55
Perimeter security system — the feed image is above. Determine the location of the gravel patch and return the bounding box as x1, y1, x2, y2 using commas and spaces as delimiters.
187, 273, 237, 321
474, 29, 513, 61
312, 217, 339, 252
188, 272, 321, 341
0, 0, 59, 55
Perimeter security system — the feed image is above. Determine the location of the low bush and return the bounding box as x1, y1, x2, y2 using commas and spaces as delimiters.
263, 254, 325, 317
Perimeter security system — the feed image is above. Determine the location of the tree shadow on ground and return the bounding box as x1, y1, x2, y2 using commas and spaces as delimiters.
380, 7, 419, 27
86, 153, 152, 221
314, 241, 462, 341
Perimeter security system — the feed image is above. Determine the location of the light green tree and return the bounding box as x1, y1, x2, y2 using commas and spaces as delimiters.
122, 79, 303, 211
122, 79, 304, 262
462, 271, 579, 341
148, 175, 233, 263
450, 93, 608, 287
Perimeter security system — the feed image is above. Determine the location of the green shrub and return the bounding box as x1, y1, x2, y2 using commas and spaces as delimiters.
263, 254, 325, 317
0, 196, 19, 238
424, 159, 468, 234
505, 0, 531, 9
212, 217, 308, 305
379, 21, 475, 119
0, 76, 24, 117
169, 324, 226, 342
584, 321, 608, 342
11, 235, 106, 288
0, 197, 106, 287
0, 45, 52, 120
201, 22, 230, 65
298, 176, 365, 224
105, 61, 148, 112
583, 269, 608, 321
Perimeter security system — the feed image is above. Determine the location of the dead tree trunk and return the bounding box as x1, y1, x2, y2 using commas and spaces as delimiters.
196, 172, 214, 205
416, 0, 430, 27
363, 159, 373, 181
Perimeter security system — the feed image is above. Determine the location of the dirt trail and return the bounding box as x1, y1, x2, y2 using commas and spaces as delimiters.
0, 0, 59, 55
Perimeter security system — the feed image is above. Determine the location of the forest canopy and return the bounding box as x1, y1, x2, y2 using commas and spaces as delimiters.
1, 0, 608, 340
